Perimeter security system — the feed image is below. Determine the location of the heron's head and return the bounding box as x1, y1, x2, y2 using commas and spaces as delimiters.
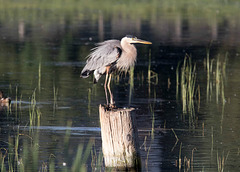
122, 35, 152, 45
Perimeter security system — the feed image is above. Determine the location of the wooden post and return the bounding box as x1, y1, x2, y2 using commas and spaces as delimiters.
99, 105, 141, 170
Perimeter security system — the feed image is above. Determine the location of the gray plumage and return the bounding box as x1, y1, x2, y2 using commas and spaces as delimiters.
80, 35, 152, 106
81, 40, 121, 82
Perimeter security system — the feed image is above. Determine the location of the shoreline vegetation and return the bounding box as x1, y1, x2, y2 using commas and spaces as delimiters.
1, 0, 240, 19
0, 0, 240, 46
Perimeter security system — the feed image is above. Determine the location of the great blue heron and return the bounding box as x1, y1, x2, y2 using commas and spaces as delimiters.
80, 35, 152, 107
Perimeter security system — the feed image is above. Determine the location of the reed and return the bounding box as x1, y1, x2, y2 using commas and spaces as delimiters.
183, 156, 190, 171
176, 61, 181, 99
216, 56, 220, 104
181, 147, 196, 172
191, 148, 196, 171
8, 137, 14, 171
14, 128, 20, 171
178, 142, 182, 170
149, 104, 155, 140
88, 88, 91, 115
145, 145, 151, 172
32, 135, 40, 172
0, 148, 7, 172
171, 128, 179, 152
15, 86, 18, 117
147, 49, 158, 96
177, 55, 197, 117
29, 89, 41, 132
71, 140, 94, 172
140, 136, 148, 152
128, 66, 134, 105
29, 90, 36, 128
206, 57, 214, 102
211, 126, 214, 156
205, 50, 227, 104
64, 120, 72, 149
90, 145, 103, 171
49, 154, 56, 172
217, 151, 230, 172
148, 49, 151, 97
220, 102, 225, 134
1, 130, 96, 172
38, 61, 41, 93
53, 84, 58, 112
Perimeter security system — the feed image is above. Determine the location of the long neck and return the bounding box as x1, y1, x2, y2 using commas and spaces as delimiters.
117, 41, 137, 71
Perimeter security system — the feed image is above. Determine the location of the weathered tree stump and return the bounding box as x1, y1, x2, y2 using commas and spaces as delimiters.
99, 104, 141, 170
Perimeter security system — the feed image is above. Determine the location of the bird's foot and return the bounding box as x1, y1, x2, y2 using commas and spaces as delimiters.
104, 103, 116, 110
102, 103, 116, 110
109, 103, 116, 109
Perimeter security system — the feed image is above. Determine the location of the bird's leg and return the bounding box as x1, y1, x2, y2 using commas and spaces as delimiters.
107, 74, 115, 107
104, 72, 109, 105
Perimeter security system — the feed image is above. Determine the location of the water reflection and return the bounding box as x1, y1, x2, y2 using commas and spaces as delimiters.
0, 1, 240, 171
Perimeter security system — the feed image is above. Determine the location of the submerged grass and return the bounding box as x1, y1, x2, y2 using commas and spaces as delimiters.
71, 140, 94, 172
205, 50, 227, 104
217, 150, 230, 172
176, 54, 197, 126
149, 104, 155, 140
129, 66, 134, 106
176, 50, 227, 129
29, 89, 41, 132
147, 49, 158, 97
0, 87, 101, 172
38, 62, 41, 93
88, 88, 91, 115
91, 143, 103, 171
171, 129, 179, 152
53, 84, 58, 112
181, 55, 197, 115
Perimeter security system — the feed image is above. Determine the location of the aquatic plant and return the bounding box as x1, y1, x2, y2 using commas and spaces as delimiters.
0, 127, 99, 172
176, 61, 181, 99
178, 142, 182, 170
145, 144, 151, 172
88, 88, 91, 115
71, 140, 94, 172
171, 128, 179, 152
90, 144, 103, 171
38, 62, 41, 93
147, 49, 158, 97
149, 104, 155, 140
176, 54, 197, 119
205, 50, 227, 104
128, 66, 134, 105
53, 84, 58, 112
180, 147, 196, 171
29, 89, 41, 131
217, 150, 229, 172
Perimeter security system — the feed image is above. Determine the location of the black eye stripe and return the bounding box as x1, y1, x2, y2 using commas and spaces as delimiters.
126, 35, 137, 39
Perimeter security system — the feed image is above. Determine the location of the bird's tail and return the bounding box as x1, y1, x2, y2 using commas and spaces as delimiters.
81, 69, 100, 84
80, 70, 91, 78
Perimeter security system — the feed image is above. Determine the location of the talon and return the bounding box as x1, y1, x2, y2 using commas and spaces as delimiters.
109, 103, 116, 109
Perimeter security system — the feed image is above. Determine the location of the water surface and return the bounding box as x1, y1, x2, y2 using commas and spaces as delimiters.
0, 1, 240, 171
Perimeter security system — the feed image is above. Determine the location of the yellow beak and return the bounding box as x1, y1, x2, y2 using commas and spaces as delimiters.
131, 39, 152, 45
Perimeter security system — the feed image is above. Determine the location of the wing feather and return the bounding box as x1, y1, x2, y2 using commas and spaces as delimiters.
81, 40, 121, 79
